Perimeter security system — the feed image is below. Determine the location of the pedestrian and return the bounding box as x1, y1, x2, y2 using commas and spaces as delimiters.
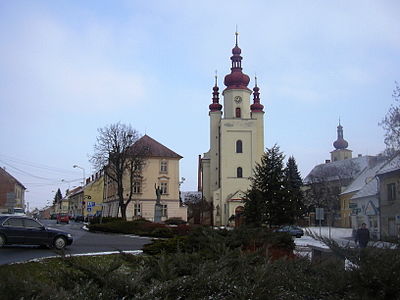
355, 223, 370, 248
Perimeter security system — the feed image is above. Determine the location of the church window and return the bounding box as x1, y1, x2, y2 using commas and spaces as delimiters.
235, 107, 241, 118
237, 167, 243, 178
236, 140, 243, 153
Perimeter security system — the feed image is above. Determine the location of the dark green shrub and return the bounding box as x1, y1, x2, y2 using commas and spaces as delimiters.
164, 217, 187, 225
142, 235, 189, 255
89, 216, 123, 224
148, 227, 174, 238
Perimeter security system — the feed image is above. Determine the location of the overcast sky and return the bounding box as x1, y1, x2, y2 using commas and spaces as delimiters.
1, 0, 399, 210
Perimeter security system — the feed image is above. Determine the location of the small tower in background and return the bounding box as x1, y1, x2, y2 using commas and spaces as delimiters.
330, 120, 352, 162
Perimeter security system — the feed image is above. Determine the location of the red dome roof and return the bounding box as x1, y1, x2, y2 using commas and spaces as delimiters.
333, 138, 348, 150
333, 123, 349, 150
250, 81, 264, 112
209, 83, 222, 112
223, 34, 251, 91
224, 71, 250, 89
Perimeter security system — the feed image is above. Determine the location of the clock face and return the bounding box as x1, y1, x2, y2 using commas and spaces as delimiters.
234, 96, 242, 103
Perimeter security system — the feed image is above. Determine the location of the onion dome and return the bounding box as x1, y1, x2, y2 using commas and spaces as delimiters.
224, 32, 251, 91
250, 76, 264, 112
333, 121, 349, 149
209, 74, 222, 112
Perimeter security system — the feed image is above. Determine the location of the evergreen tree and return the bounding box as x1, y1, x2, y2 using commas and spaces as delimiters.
284, 156, 305, 224
244, 145, 287, 226
53, 188, 62, 206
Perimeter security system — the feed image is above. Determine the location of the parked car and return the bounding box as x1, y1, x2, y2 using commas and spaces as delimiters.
275, 225, 304, 238
0, 215, 73, 250
56, 213, 69, 224
74, 215, 84, 222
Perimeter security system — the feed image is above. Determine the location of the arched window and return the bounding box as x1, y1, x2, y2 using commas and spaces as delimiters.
236, 140, 243, 153
235, 107, 241, 118
237, 167, 243, 178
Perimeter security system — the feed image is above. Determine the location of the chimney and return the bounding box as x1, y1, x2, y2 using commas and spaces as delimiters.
325, 160, 331, 164
358, 154, 362, 157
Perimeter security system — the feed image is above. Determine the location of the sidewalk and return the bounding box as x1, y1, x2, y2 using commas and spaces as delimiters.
295, 226, 354, 251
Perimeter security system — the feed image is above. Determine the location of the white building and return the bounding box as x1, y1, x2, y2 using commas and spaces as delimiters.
200, 33, 265, 226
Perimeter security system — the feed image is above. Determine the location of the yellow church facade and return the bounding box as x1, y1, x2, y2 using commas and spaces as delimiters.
201, 34, 265, 226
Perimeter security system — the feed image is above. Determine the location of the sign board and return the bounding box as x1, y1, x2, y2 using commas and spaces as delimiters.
349, 203, 357, 209
87, 207, 92, 212
315, 208, 324, 220
352, 208, 361, 215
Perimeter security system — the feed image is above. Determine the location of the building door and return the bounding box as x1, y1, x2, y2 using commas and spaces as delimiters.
235, 206, 244, 227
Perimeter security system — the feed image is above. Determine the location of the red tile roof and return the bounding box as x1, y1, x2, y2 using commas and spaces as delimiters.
130, 135, 182, 159
0, 167, 26, 189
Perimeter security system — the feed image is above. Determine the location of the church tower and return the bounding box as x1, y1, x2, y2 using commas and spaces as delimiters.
201, 33, 265, 226
330, 120, 352, 162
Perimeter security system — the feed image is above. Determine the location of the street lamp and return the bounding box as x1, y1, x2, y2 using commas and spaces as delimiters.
73, 165, 86, 187
73, 165, 86, 219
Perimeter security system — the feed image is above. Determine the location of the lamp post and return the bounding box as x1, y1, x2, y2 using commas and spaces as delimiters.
73, 165, 86, 187
73, 165, 86, 219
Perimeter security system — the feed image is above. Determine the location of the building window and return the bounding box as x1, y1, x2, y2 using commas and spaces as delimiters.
133, 180, 142, 194
235, 107, 241, 118
236, 140, 243, 153
388, 183, 396, 201
161, 182, 168, 194
237, 167, 243, 178
161, 204, 168, 218
134, 203, 142, 217
160, 160, 168, 173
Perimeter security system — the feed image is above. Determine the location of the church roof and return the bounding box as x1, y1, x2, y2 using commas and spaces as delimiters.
130, 135, 182, 159
223, 32, 251, 92
304, 156, 375, 184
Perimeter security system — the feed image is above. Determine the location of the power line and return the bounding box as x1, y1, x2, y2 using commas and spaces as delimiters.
0, 160, 57, 181
0, 153, 80, 175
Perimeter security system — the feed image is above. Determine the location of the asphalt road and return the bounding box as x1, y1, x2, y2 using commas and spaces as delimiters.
0, 219, 152, 265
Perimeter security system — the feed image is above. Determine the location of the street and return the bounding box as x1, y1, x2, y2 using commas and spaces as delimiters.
0, 219, 151, 265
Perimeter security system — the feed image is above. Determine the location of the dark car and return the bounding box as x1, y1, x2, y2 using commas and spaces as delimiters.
275, 225, 304, 238
56, 213, 70, 224
0, 215, 73, 250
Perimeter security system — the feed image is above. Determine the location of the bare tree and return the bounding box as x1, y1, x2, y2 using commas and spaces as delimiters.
380, 82, 400, 151
90, 123, 147, 220
303, 161, 360, 226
